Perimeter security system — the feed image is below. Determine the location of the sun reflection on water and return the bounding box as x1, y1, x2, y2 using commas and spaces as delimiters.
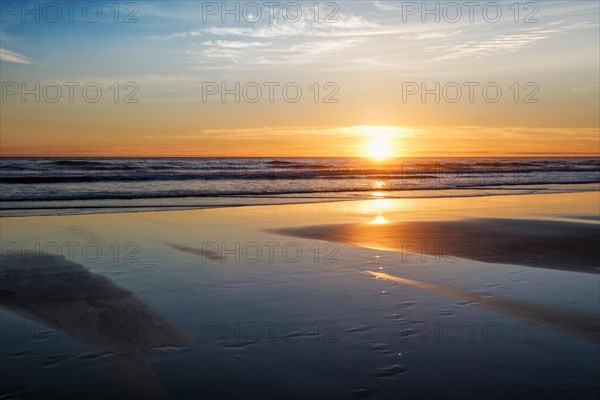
370, 215, 389, 224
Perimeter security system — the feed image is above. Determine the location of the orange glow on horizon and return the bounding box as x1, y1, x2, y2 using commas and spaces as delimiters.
0, 125, 598, 158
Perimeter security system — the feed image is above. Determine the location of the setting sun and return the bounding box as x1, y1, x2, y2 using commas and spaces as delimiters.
367, 136, 395, 159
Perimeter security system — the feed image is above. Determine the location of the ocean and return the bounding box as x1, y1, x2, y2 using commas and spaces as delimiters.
1, 157, 599, 216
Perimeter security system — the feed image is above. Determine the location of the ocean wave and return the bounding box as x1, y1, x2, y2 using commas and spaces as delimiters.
1, 180, 599, 202
1, 158, 598, 209
1, 163, 599, 184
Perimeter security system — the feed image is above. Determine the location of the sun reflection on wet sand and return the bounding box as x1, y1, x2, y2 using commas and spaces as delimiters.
367, 271, 600, 344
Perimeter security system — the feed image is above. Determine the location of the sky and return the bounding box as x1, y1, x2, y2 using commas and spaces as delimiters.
0, 0, 599, 157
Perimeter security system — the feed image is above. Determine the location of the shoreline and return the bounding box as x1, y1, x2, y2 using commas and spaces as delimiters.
1, 183, 598, 218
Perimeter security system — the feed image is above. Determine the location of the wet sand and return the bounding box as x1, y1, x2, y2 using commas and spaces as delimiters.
367, 271, 599, 344
0, 253, 190, 400
1, 191, 599, 399
270, 209, 600, 344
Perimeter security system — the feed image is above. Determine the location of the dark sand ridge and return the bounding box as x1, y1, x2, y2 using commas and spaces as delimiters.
166, 243, 224, 261
0, 252, 190, 400
272, 218, 600, 274
271, 218, 600, 344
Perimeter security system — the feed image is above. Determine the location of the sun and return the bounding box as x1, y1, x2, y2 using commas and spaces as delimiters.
366, 136, 394, 160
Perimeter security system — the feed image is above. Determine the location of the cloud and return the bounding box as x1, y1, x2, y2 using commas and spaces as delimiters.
145, 7, 382, 69
201, 40, 272, 49
138, 2, 598, 75
188, 36, 365, 66
571, 83, 600, 93
373, 1, 400, 11
0, 48, 32, 64
428, 30, 558, 60
398, 30, 464, 40
162, 126, 412, 141
147, 30, 202, 40
289, 39, 365, 57
412, 126, 600, 140
203, 15, 379, 39
141, 126, 600, 149
143, 73, 196, 82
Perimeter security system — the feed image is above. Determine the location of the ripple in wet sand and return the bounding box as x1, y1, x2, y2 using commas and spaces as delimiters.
344, 326, 374, 333
438, 310, 456, 317
375, 364, 408, 377
399, 328, 418, 338
370, 342, 393, 353
353, 387, 373, 399
398, 301, 416, 309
